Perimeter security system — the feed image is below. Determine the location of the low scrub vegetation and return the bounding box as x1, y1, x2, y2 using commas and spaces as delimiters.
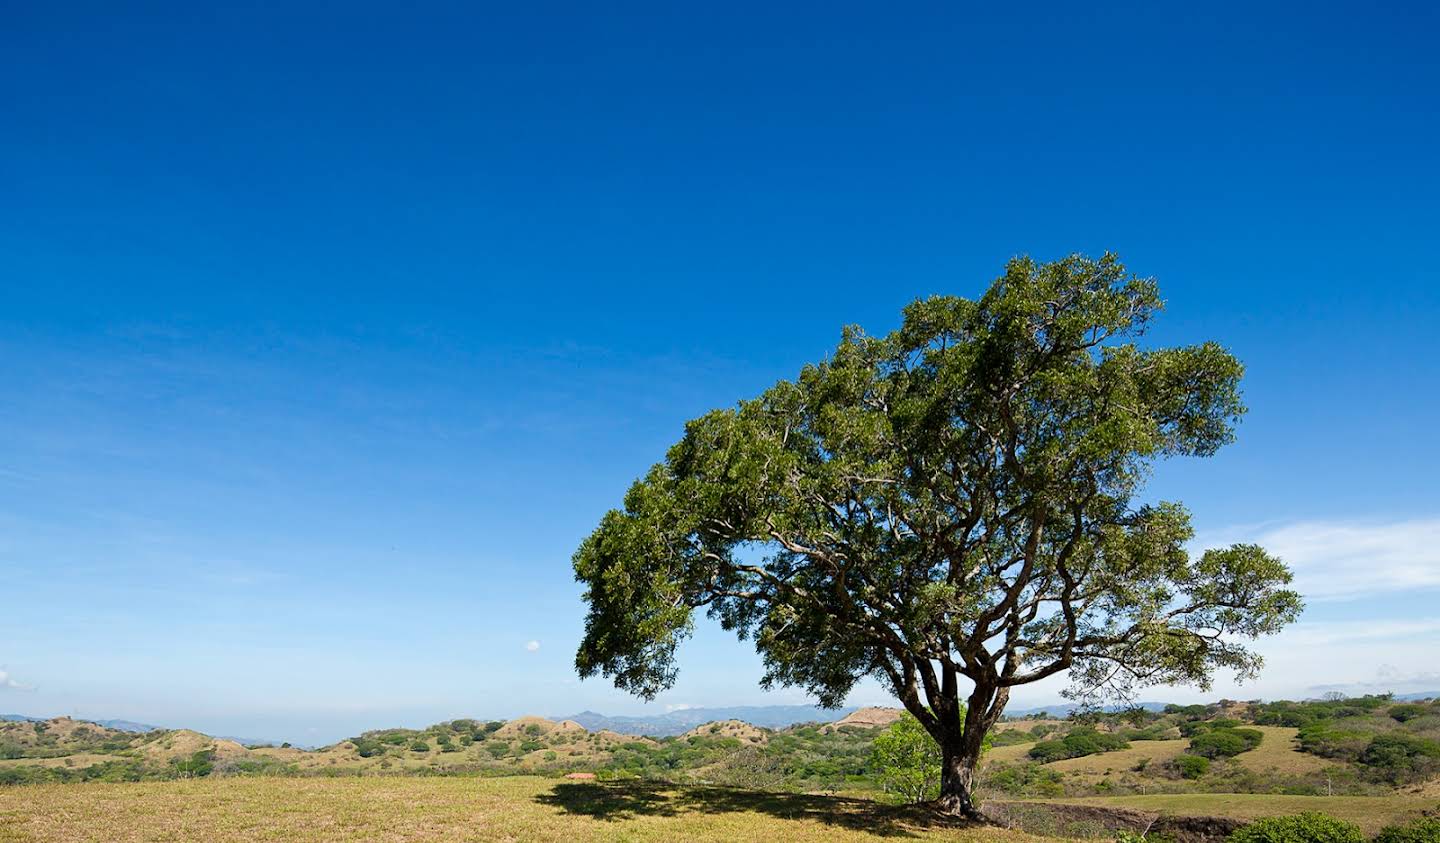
1226, 812, 1365, 843
1028, 728, 1130, 763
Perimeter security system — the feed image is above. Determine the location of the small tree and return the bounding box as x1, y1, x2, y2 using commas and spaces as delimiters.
573, 254, 1302, 815
872, 710, 994, 803
871, 713, 943, 803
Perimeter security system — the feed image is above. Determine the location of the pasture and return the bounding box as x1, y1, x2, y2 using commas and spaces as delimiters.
0, 775, 1047, 843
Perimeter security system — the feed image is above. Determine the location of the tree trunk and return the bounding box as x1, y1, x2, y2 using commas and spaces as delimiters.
935, 741, 983, 818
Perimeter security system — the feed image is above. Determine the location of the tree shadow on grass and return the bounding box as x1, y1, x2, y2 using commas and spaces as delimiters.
536, 780, 975, 837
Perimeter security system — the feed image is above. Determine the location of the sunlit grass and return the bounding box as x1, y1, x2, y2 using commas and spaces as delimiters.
0, 775, 1054, 842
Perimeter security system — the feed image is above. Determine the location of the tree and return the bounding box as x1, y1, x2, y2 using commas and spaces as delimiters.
572, 254, 1302, 816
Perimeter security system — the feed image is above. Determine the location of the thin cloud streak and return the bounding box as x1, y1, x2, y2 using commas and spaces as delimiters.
1198, 517, 1440, 600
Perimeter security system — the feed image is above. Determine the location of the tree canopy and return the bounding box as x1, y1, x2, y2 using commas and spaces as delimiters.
573, 253, 1302, 813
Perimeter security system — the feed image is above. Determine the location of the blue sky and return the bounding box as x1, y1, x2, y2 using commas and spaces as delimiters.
2, 2, 1438, 745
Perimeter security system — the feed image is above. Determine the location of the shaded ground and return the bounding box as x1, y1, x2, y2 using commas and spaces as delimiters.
538, 779, 971, 837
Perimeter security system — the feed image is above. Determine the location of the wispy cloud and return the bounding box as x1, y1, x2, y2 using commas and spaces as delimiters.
525, 640, 540, 652
1283, 619, 1440, 646
1309, 664, 1440, 696
0, 669, 33, 692
1199, 518, 1440, 600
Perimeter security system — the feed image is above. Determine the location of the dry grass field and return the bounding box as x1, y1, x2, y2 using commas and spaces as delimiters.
1043, 740, 1190, 775
0, 775, 1055, 843
1229, 726, 1335, 775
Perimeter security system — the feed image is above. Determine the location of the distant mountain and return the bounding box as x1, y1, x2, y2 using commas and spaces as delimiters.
558, 705, 855, 736
1, 714, 161, 731
0, 714, 276, 743
1395, 691, 1439, 701
91, 719, 162, 733
1002, 701, 1173, 719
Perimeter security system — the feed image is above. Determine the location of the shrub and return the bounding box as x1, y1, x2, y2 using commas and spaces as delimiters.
1028, 740, 1069, 763
1296, 724, 1369, 759
1388, 704, 1429, 723
1375, 817, 1440, 843
1026, 728, 1129, 763
409, 741, 430, 752
1227, 813, 1364, 843
351, 738, 385, 758
869, 713, 941, 804
1190, 727, 1263, 759
983, 762, 1064, 797
990, 729, 1036, 747
1359, 733, 1440, 782
1063, 728, 1128, 756
171, 750, 214, 778
1175, 754, 1209, 779
1122, 725, 1173, 741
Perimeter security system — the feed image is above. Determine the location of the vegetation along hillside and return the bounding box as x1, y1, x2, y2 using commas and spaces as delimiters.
4, 694, 1439, 803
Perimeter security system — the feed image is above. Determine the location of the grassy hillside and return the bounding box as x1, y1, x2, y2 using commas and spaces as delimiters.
0, 776, 1052, 843
1039, 793, 1437, 835
4, 694, 1438, 807
979, 696, 1440, 801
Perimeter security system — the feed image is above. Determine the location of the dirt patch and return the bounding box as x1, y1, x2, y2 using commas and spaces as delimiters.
829, 707, 904, 730
986, 801, 1246, 843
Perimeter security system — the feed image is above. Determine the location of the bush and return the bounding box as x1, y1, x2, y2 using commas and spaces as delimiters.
409, 741, 430, 752
1190, 727, 1263, 759
1227, 813, 1364, 843
351, 738, 386, 758
869, 713, 941, 804
1028, 740, 1069, 763
990, 729, 1036, 746
1122, 725, 1172, 741
171, 750, 214, 778
1359, 733, 1440, 782
1388, 704, 1429, 723
1180, 720, 1212, 737
1174, 754, 1210, 779
1027, 727, 1129, 763
1296, 724, 1369, 759
1375, 817, 1440, 843
983, 762, 1064, 797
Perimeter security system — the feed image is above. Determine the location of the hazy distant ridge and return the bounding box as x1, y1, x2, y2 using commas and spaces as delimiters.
558, 705, 856, 736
